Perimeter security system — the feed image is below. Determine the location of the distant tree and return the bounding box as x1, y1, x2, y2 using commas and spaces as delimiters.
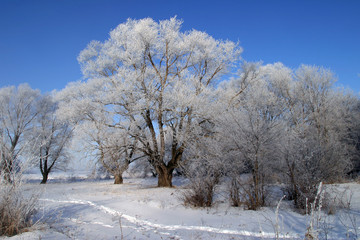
57, 17, 241, 187
0, 84, 40, 183
31, 95, 73, 184
75, 120, 140, 184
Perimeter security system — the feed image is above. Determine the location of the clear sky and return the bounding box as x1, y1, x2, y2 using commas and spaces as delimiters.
0, 0, 359, 93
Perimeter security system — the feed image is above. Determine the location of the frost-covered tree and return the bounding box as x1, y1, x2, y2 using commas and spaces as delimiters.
96, 130, 139, 184
218, 62, 286, 209
270, 65, 357, 209
348, 99, 360, 176
75, 120, 140, 184
0, 84, 41, 183
57, 17, 241, 187
30, 95, 73, 184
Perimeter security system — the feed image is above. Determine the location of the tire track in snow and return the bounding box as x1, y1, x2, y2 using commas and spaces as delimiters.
40, 198, 297, 239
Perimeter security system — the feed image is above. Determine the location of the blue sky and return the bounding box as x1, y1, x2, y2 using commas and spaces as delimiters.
0, 0, 359, 93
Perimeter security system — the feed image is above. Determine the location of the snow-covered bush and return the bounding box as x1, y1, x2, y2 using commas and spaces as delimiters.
182, 176, 218, 208
181, 155, 221, 207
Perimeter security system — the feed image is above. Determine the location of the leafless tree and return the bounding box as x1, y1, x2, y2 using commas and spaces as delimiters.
30, 95, 73, 184
0, 84, 40, 183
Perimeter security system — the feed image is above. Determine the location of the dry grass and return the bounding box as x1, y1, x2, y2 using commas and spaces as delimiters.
0, 184, 39, 236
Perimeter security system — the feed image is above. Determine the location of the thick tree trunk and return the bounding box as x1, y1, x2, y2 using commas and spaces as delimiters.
157, 167, 173, 187
114, 174, 123, 184
40, 172, 48, 184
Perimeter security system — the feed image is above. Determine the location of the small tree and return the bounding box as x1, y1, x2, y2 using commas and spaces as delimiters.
31, 95, 73, 184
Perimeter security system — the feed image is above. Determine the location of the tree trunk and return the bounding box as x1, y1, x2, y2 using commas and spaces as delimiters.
3, 169, 12, 184
157, 167, 173, 187
287, 160, 300, 207
253, 158, 260, 207
114, 174, 123, 184
41, 172, 48, 184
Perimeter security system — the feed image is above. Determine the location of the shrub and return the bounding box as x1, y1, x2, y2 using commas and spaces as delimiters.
0, 183, 39, 236
228, 175, 267, 210
182, 176, 218, 208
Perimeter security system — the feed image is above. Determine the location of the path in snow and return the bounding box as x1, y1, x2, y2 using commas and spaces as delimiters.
40, 198, 297, 239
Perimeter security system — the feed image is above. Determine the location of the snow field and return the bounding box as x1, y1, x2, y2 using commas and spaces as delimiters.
3, 177, 360, 240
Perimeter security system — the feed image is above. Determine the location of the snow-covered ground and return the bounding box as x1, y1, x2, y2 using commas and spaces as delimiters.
2, 175, 360, 240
